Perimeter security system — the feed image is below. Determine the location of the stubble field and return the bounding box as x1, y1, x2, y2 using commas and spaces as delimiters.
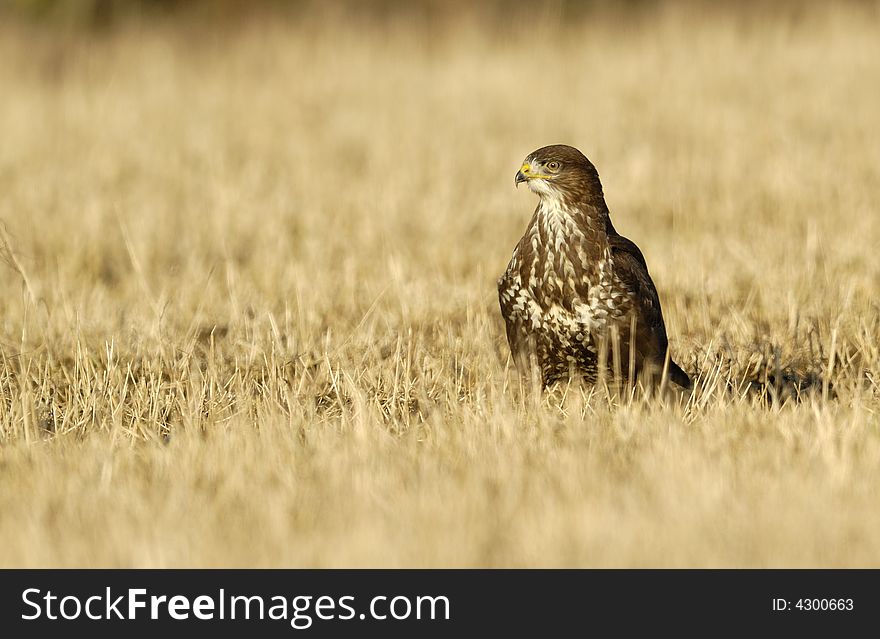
1, 3, 880, 566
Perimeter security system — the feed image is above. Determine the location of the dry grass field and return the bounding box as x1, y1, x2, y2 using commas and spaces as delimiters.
1, 2, 880, 567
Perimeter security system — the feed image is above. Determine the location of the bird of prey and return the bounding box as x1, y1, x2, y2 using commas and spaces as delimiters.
497, 144, 691, 390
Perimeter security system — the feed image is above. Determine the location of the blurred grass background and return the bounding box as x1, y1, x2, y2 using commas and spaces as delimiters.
4, 0, 875, 28
1, 0, 880, 567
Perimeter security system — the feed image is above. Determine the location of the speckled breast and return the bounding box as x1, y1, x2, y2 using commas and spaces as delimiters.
499, 204, 633, 384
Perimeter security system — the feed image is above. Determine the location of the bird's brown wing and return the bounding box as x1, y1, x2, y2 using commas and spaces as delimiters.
497, 269, 541, 386
609, 234, 691, 388
498, 265, 527, 357
498, 273, 524, 357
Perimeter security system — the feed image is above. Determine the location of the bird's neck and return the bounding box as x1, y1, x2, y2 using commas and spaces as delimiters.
532, 192, 611, 250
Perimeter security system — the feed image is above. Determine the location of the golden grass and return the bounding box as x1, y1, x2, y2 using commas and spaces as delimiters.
2, 4, 880, 566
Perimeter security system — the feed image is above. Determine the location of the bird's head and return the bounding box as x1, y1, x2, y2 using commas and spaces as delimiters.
515, 144, 604, 203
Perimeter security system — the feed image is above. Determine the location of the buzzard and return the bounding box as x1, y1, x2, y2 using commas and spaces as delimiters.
497, 144, 691, 390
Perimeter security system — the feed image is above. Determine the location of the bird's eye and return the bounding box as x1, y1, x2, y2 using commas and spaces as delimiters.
547, 161, 561, 172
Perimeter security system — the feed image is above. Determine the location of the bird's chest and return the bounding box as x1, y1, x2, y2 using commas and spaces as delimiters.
502, 210, 626, 341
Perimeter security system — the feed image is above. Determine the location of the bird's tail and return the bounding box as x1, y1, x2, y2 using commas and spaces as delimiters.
666, 359, 692, 390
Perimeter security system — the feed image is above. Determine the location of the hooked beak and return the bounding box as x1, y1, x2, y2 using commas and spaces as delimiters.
514, 162, 530, 187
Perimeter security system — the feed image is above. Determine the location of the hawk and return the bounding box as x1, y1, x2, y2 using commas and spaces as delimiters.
497, 144, 691, 390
